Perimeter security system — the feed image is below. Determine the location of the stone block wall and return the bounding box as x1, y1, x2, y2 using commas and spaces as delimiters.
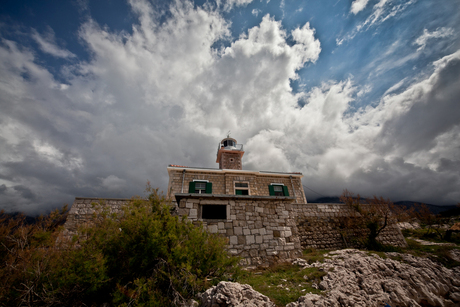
62, 197, 407, 267
291, 203, 407, 249
176, 194, 302, 267
61, 197, 130, 241
218, 151, 243, 170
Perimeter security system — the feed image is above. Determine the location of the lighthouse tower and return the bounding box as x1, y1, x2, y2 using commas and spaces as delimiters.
216, 136, 244, 170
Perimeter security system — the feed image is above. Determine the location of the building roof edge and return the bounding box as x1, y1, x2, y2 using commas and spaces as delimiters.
167, 165, 303, 177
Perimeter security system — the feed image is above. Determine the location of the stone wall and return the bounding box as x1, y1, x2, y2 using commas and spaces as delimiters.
61, 197, 130, 241
219, 151, 242, 170
175, 194, 302, 267
291, 203, 407, 249
62, 197, 407, 267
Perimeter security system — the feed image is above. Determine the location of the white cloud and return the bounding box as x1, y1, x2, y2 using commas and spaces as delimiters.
350, 0, 370, 15
224, 0, 254, 11
383, 78, 407, 96
339, 0, 417, 45
357, 84, 372, 97
31, 28, 76, 58
0, 0, 459, 214
101, 175, 127, 190
252, 9, 261, 17
414, 27, 454, 51
33, 140, 83, 171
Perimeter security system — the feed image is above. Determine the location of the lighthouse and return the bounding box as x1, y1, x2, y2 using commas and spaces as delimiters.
216, 136, 244, 170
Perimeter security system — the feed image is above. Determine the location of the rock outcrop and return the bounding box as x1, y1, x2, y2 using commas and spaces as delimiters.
288, 249, 460, 307
200, 250, 460, 307
201, 281, 275, 307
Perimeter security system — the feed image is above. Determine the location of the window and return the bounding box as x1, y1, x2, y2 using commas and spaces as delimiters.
268, 184, 289, 196
234, 182, 249, 195
195, 182, 206, 193
202, 205, 226, 219
223, 140, 234, 147
189, 181, 212, 194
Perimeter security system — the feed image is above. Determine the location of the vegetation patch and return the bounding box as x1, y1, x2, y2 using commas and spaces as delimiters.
403, 238, 460, 268
302, 247, 330, 263
238, 261, 325, 307
0, 187, 239, 307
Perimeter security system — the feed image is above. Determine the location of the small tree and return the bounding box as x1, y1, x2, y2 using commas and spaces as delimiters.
340, 190, 393, 250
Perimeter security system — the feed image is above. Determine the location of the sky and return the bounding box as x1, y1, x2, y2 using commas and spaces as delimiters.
0, 0, 459, 215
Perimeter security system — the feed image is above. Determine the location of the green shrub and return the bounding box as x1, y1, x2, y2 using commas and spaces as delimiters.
0, 188, 239, 306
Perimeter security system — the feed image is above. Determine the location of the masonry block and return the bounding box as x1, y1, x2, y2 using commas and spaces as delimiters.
246, 235, 255, 244
234, 227, 243, 235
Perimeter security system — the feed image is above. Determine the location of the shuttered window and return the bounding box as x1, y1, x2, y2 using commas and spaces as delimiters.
268, 184, 289, 196
189, 181, 212, 194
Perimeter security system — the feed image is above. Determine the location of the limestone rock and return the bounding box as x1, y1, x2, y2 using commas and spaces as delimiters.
397, 222, 421, 230
201, 281, 275, 307
288, 249, 460, 307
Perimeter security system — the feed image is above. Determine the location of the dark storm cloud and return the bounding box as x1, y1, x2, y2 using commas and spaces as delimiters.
13, 185, 36, 200
378, 57, 460, 156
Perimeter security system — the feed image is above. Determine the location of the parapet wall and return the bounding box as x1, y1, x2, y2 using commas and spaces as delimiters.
62, 198, 407, 266
61, 197, 130, 241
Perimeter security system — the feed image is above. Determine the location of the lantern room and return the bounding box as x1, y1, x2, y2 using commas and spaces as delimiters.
216, 137, 244, 170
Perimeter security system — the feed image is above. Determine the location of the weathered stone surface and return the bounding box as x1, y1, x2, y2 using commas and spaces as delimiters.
288, 249, 460, 307
201, 281, 275, 307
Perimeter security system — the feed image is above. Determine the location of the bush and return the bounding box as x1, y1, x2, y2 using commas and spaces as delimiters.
0, 188, 239, 306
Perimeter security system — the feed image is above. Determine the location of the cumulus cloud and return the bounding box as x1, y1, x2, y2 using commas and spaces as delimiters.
414, 27, 454, 51
0, 0, 458, 215
350, 0, 370, 14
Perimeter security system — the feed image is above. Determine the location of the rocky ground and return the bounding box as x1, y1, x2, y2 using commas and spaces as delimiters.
200, 249, 460, 307
201, 281, 275, 307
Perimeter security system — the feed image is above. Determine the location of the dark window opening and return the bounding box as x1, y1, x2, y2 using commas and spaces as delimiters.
273, 185, 284, 196
195, 182, 206, 193
235, 189, 249, 195
223, 140, 234, 147
202, 205, 227, 219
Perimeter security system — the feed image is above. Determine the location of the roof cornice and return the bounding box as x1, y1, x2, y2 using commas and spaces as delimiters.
167, 165, 303, 178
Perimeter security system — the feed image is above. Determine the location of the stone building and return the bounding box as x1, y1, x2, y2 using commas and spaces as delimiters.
167, 136, 307, 265
63, 136, 407, 267
167, 137, 307, 204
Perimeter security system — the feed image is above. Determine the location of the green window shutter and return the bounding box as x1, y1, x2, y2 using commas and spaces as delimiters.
283, 186, 289, 196
205, 182, 213, 194
236, 189, 243, 195
268, 185, 275, 196
188, 182, 195, 193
